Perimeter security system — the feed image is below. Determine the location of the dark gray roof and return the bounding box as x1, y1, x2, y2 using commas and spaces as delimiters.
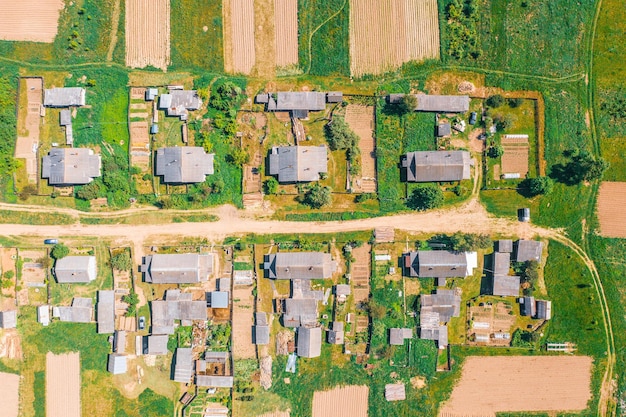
44, 88, 85, 107
155, 147, 214, 184
56, 297, 92, 323
60, 109, 72, 126
283, 298, 318, 328
437, 123, 451, 137
264, 252, 336, 279
521, 296, 536, 317
268, 146, 328, 183
151, 292, 207, 335
173, 348, 194, 382
515, 240, 543, 263
0, 310, 17, 328
272, 92, 326, 111
402, 151, 471, 182
196, 375, 234, 387
492, 252, 511, 276
326, 92, 343, 103
536, 300, 552, 320
389, 328, 413, 345
405, 251, 469, 278
158, 90, 202, 118
141, 253, 213, 284
492, 275, 520, 297
415, 95, 470, 113
107, 354, 127, 374
254, 325, 270, 345
42, 148, 101, 185
420, 289, 461, 323
496, 240, 513, 253
210, 291, 229, 309
145, 335, 169, 355
97, 290, 115, 334
297, 326, 321, 358
54, 256, 97, 283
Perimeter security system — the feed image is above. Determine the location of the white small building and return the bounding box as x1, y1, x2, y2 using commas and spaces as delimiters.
37, 305, 50, 326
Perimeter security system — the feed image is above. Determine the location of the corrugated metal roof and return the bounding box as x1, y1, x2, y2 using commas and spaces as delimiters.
420, 289, 460, 323
173, 348, 194, 382
97, 290, 115, 334
210, 291, 229, 309
254, 325, 270, 344
415, 95, 470, 112
297, 326, 321, 358
42, 148, 101, 185
0, 310, 17, 328
264, 252, 336, 279
492, 252, 511, 276
274, 92, 326, 111
407, 251, 470, 278
155, 147, 214, 184
43, 88, 85, 107
403, 151, 471, 182
196, 375, 234, 387
515, 240, 543, 263
492, 275, 520, 297
268, 146, 328, 183
146, 335, 169, 354
54, 256, 97, 283
107, 354, 127, 374
142, 253, 214, 283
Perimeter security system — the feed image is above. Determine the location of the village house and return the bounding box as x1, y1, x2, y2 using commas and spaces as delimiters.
140, 253, 214, 284
43, 87, 86, 107
403, 250, 477, 285
268, 146, 328, 183
42, 148, 101, 186
514, 240, 544, 263
155, 147, 215, 184
256, 91, 340, 119
264, 252, 337, 280
402, 151, 471, 182
389, 328, 413, 346
283, 298, 318, 328
297, 326, 322, 358
96, 290, 115, 334
419, 289, 461, 349
151, 290, 207, 334
387, 94, 470, 113
53, 255, 97, 284
492, 275, 521, 297
54, 297, 93, 323
158, 90, 202, 120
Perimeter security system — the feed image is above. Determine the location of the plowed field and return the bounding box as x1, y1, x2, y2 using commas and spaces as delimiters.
312, 385, 368, 417
125, 0, 170, 70
349, 0, 440, 77
440, 356, 592, 416
598, 182, 626, 238
345, 105, 376, 192
0, 372, 19, 417
46, 352, 81, 417
0, 0, 64, 42
274, 0, 298, 67
229, 0, 256, 74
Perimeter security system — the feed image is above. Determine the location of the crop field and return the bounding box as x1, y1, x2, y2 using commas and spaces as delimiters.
440, 356, 592, 415
500, 135, 529, 176
312, 385, 368, 417
226, 0, 256, 74
0, 0, 64, 42
349, 0, 439, 77
596, 182, 626, 238
0, 372, 19, 417
125, 0, 170, 70
344, 105, 376, 193
46, 352, 81, 417
274, 0, 298, 67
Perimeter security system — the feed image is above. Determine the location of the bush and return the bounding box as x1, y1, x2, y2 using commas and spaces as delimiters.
227, 148, 250, 166
355, 193, 376, 203
111, 251, 132, 271
397, 94, 417, 115
264, 177, 279, 195
51, 244, 69, 260
488, 145, 504, 158
508, 97, 523, 108
75, 181, 101, 200
486, 94, 504, 108
302, 183, 332, 209
407, 186, 444, 211
522, 176, 554, 196
325, 116, 359, 150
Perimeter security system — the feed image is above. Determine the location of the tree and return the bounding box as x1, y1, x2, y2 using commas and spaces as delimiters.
551, 150, 609, 185
302, 183, 332, 209
111, 251, 132, 271
122, 291, 139, 317
227, 148, 250, 166
367, 301, 387, 319
397, 94, 418, 115
486, 94, 504, 108
495, 114, 515, 130
407, 186, 444, 211
264, 177, 279, 195
521, 260, 539, 285
325, 116, 359, 150
508, 97, 523, 108
487, 144, 504, 158
524, 176, 554, 196
75, 181, 101, 200
51, 243, 69, 260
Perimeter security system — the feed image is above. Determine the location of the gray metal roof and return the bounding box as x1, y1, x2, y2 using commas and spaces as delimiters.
210, 291, 229, 309
54, 256, 97, 283
59, 109, 71, 126
107, 354, 127, 374
326, 92, 343, 103
264, 252, 336, 279
205, 351, 229, 362
158, 90, 202, 117
335, 284, 351, 296
151, 294, 207, 335
297, 326, 321, 358
254, 325, 270, 345
141, 253, 214, 284
405, 251, 469, 278
255, 312, 268, 326
415, 95, 470, 113
283, 298, 318, 328
268, 146, 328, 183
402, 151, 471, 182
515, 240, 543, 263
97, 290, 115, 334
420, 289, 461, 323
43, 88, 86, 107
389, 328, 413, 345
57, 297, 92, 323
173, 348, 194, 382
218, 278, 231, 292
42, 148, 101, 185
492, 252, 511, 276
273, 92, 326, 111
521, 296, 536, 317
437, 123, 451, 137
0, 310, 17, 328
155, 147, 214, 184
492, 275, 520, 297
536, 300, 552, 320
145, 335, 169, 355
496, 240, 513, 253
196, 375, 234, 387
328, 326, 344, 344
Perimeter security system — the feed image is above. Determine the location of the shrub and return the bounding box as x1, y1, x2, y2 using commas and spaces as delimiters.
486, 94, 504, 108
51, 244, 69, 260
264, 177, 279, 195
302, 183, 332, 209
227, 148, 250, 166
111, 251, 132, 271
407, 186, 444, 211
488, 145, 504, 158
523, 176, 554, 196
325, 116, 359, 150
508, 97, 523, 108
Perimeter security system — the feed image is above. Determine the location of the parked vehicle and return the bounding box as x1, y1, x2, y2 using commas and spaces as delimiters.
44, 239, 58, 244
469, 112, 477, 125
138, 316, 146, 330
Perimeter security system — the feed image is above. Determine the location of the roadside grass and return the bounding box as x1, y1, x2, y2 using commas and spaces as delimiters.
170, 0, 224, 72
33, 371, 45, 417
79, 212, 218, 225
0, 210, 74, 225
298, 0, 350, 76
0, 65, 19, 203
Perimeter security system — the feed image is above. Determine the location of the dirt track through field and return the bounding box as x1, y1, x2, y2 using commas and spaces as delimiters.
349, 0, 440, 77
597, 181, 626, 238
312, 385, 368, 417
440, 356, 592, 416
230, 0, 256, 74
0, 372, 19, 417
274, 0, 298, 67
0, 0, 64, 42
125, 0, 170, 70
46, 352, 81, 417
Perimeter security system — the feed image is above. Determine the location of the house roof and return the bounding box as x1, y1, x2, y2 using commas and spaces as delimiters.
335, 284, 351, 297
97, 290, 115, 334
268, 146, 328, 183
54, 256, 97, 283
145, 335, 169, 355
210, 291, 229, 309
297, 326, 321, 358
492, 252, 511, 276
155, 147, 214, 184
254, 325, 270, 345
492, 275, 520, 297
405, 251, 471, 278
43, 88, 86, 107
141, 253, 214, 284
272, 92, 326, 111
0, 310, 17, 329
283, 298, 318, 328
536, 300, 552, 320
420, 289, 461, 323
402, 151, 471, 182
42, 148, 101, 185
515, 240, 543, 263
56, 297, 92, 323
196, 375, 234, 387
496, 240, 513, 253
415, 95, 470, 113
107, 354, 127, 374
158, 90, 202, 117
389, 328, 413, 345
151, 296, 207, 335
264, 252, 336, 279
173, 348, 194, 383
60, 109, 72, 126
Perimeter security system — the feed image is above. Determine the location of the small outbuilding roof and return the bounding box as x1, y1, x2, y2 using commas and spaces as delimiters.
420, 289, 461, 323
44, 87, 86, 107
496, 240, 513, 253
145, 335, 169, 355
37, 305, 50, 326
173, 348, 194, 383
297, 326, 322, 358
437, 123, 451, 137
514, 240, 544, 263
254, 325, 270, 345
385, 383, 406, 401
327, 321, 344, 345
210, 291, 229, 309
536, 299, 552, 320
42, 148, 101, 186
272, 92, 326, 111
492, 275, 520, 297
107, 354, 127, 374
521, 296, 536, 317
492, 252, 511, 276
0, 310, 17, 329
335, 284, 351, 297
402, 151, 471, 182
97, 290, 115, 334
56, 297, 93, 323
196, 375, 234, 387
158, 90, 202, 118
59, 109, 72, 126
114, 330, 126, 354
268, 146, 328, 183
389, 328, 413, 345
155, 147, 214, 184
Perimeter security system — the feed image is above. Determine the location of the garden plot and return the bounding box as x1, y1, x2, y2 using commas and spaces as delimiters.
274, 0, 298, 67
46, 352, 81, 417
0, 0, 64, 42
467, 301, 515, 346
501, 135, 529, 176
440, 356, 592, 416
227, 0, 256, 74
344, 105, 376, 193
312, 385, 368, 417
232, 285, 255, 359
15, 77, 43, 183
0, 372, 19, 417
349, 0, 440, 77
125, 0, 171, 70
597, 182, 626, 238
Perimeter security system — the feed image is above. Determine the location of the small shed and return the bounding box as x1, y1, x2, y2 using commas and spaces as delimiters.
389, 328, 413, 345
145, 88, 158, 101
327, 321, 344, 345
437, 123, 451, 137
59, 109, 72, 126
37, 305, 50, 326
210, 291, 229, 309
150, 124, 159, 134
326, 92, 343, 103
255, 93, 269, 104
385, 383, 406, 401
218, 278, 231, 292
0, 310, 17, 329
107, 354, 127, 375
496, 240, 513, 253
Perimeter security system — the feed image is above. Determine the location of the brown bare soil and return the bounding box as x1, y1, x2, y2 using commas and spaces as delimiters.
0, 372, 19, 417
0, 0, 63, 42
125, 0, 170, 71
15, 78, 43, 183
501, 136, 529, 176
597, 182, 626, 238
467, 302, 515, 346
47, 352, 81, 417
344, 105, 376, 193
274, 0, 298, 67
258, 412, 290, 417
349, 0, 440, 77
440, 356, 593, 416
0, 329, 22, 360
312, 385, 368, 417
230, 0, 256, 74
232, 285, 256, 359
351, 244, 370, 305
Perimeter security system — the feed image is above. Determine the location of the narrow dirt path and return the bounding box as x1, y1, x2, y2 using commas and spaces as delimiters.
106, 0, 122, 62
